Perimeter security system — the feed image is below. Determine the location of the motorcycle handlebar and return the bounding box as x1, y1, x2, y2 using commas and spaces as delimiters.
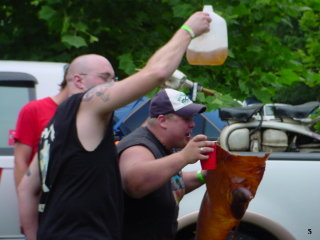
201, 87, 215, 96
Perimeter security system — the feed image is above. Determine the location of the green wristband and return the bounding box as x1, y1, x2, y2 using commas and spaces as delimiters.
196, 170, 206, 183
181, 25, 195, 38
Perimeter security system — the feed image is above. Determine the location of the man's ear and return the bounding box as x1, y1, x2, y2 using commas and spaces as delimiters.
73, 74, 85, 90
158, 115, 168, 129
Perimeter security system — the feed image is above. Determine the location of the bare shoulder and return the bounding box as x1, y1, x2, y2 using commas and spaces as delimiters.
119, 145, 155, 162
82, 82, 115, 103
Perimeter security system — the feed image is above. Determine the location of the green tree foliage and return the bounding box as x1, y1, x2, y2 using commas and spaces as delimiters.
0, 0, 319, 109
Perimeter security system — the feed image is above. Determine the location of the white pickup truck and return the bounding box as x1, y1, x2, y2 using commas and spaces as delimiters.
1, 61, 319, 240
0, 60, 67, 239
177, 104, 320, 240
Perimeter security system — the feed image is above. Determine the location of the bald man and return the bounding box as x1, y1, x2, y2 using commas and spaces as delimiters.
18, 11, 212, 240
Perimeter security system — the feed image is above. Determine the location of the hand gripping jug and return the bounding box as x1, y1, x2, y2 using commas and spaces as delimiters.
186, 5, 228, 66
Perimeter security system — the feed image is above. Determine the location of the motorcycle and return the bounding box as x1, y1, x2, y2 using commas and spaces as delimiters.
165, 70, 320, 153
218, 102, 320, 152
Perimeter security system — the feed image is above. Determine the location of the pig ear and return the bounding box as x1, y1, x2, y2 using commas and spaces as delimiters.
231, 187, 253, 219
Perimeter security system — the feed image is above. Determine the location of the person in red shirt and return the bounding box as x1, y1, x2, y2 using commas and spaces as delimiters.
14, 70, 69, 188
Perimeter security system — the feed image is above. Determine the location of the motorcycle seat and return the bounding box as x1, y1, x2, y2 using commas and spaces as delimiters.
219, 104, 264, 122
274, 101, 319, 119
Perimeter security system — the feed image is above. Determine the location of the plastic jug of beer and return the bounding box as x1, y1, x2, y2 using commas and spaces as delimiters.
186, 5, 228, 66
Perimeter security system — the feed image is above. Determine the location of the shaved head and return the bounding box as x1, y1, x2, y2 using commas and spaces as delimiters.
63, 54, 116, 95
66, 54, 114, 80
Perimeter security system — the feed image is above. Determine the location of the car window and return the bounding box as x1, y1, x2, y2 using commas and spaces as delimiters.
0, 73, 36, 156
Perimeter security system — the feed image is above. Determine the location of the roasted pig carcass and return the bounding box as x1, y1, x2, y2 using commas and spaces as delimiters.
195, 145, 270, 240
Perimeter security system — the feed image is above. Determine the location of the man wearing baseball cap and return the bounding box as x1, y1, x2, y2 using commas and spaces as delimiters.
117, 88, 215, 240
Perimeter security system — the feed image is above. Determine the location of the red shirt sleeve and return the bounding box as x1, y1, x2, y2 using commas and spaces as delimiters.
14, 97, 58, 164
14, 102, 37, 147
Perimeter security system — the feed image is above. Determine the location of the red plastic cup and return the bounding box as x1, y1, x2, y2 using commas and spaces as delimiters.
8, 129, 16, 146
200, 143, 217, 170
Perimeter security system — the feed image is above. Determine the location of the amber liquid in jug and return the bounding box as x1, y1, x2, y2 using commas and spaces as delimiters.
186, 5, 228, 66
186, 47, 228, 66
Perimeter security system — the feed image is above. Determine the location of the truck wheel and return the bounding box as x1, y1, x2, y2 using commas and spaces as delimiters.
175, 221, 279, 240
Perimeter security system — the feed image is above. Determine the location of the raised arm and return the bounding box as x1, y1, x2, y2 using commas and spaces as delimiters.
76, 12, 211, 151
81, 11, 211, 116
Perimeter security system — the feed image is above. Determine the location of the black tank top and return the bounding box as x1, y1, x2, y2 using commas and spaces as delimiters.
117, 127, 184, 240
37, 93, 123, 240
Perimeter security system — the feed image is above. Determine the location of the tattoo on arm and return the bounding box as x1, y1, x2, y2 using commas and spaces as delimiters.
26, 168, 31, 177
82, 82, 114, 103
